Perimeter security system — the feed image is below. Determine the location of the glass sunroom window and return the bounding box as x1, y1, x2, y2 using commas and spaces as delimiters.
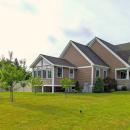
117, 70, 127, 79
38, 71, 41, 78
42, 70, 46, 78
47, 70, 52, 78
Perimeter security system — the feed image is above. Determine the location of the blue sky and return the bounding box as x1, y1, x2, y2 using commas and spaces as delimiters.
0, 0, 130, 66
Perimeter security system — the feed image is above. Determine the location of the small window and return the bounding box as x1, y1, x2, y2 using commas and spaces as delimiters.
103, 70, 107, 79
69, 69, 74, 79
47, 70, 52, 78
95, 68, 100, 78
42, 70, 46, 78
57, 67, 63, 78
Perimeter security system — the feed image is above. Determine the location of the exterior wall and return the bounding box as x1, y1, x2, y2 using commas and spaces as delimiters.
91, 41, 126, 78
93, 67, 109, 83
76, 67, 92, 87
43, 79, 52, 85
54, 67, 75, 85
117, 80, 130, 90
63, 44, 91, 67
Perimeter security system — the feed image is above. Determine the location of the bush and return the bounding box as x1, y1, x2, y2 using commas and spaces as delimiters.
60, 78, 73, 93
75, 81, 81, 92
104, 77, 117, 92
121, 86, 127, 91
93, 78, 104, 93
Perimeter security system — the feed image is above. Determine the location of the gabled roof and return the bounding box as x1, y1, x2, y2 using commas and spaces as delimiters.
115, 43, 130, 64
88, 37, 130, 67
40, 54, 75, 67
95, 37, 130, 66
71, 41, 108, 67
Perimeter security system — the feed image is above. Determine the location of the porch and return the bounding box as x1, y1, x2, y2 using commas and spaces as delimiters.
115, 68, 130, 89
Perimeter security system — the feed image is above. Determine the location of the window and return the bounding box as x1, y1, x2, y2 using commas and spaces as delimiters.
69, 69, 74, 79
47, 70, 52, 78
38, 71, 41, 78
103, 70, 107, 79
121, 71, 127, 79
117, 70, 127, 79
95, 68, 100, 78
42, 70, 46, 78
33, 71, 37, 77
57, 67, 63, 78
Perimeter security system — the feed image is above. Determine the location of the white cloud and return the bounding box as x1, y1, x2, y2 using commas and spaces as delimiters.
0, 0, 130, 68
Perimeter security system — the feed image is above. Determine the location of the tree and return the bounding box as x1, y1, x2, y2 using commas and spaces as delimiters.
93, 77, 104, 93
0, 60, 25, 102
60, 78, 73, 93
28, 77, 43, 94
8, 51, 13, 61
14, 58, 19, 68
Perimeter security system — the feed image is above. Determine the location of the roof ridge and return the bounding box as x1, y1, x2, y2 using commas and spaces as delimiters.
116, 42, 130, 46
71, 40, 86, 46
40, 54, 65, 60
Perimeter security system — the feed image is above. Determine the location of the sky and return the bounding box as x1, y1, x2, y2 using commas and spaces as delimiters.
0, 0, 130, 68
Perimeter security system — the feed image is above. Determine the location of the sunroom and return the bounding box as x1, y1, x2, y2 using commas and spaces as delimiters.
115, 68, 130, 89
30, 54, 75, 93
115, 68, 130, 80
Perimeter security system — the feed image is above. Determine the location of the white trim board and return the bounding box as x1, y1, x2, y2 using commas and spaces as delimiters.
43, 84, 75, 87
54, 64, 76, 68
115, 68, 130, 70
77, 66, 92, 69
30, 54, 54, 68
93, 65, 109, 69
40, 55, 54, 65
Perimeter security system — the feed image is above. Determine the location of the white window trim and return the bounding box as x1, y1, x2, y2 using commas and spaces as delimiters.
69, 68, 74, 79
57, 67, 63, 78
95, 67, 100, 78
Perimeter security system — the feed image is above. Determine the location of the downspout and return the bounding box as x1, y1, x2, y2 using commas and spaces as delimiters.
91, 65, 94, 92
52, 66, 55, 93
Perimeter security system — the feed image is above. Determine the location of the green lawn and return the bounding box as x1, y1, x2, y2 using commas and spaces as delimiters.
0, 92, 130, 130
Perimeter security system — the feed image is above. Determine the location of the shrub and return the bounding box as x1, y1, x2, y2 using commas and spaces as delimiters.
104, 77, 117, 92
60, 78, 73, 93
121, 86, 127, 91
75, 81, 81, 92
93, 77, 104, 93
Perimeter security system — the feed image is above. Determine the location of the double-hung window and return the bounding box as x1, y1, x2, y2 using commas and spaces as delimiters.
95, 68, 100, 78
38, 70, 41, 78
57, 67, 63, 78
69, 69, 74, 79
42, 70, 46, 78
47, 70, 52, 79
103, 70, 107, 79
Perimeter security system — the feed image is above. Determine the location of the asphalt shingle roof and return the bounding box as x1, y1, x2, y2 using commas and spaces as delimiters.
96, 37, 130, 65
41, 54, 75, 67
71, 40, 108, 66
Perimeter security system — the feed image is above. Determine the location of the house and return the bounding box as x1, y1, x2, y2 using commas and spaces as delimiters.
30, 37, 130, 93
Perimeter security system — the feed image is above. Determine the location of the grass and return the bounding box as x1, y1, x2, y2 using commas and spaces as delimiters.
0, 92, 130, 130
